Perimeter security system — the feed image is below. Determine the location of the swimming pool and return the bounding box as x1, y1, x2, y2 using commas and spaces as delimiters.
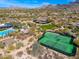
0, 28, 15, 37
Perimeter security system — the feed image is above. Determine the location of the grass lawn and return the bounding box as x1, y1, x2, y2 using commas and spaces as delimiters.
0, 28, 6, 31
40, 24, 57, 30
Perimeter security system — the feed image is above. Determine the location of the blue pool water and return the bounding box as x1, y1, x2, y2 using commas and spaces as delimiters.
0, 29, 15, 37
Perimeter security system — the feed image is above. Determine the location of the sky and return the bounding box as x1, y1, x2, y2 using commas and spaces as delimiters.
0, 0, 76, 8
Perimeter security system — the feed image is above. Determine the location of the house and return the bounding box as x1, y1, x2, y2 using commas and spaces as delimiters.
33, 17, 49, 24
20, 28, 29, 34
0, 23, 13, 29
73, 22, 79, 27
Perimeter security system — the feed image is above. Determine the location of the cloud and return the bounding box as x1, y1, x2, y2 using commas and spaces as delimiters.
41, 2, 50, 5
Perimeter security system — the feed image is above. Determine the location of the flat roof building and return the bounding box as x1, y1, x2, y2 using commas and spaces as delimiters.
0, 23, 13, 29
33, 17, 49, 24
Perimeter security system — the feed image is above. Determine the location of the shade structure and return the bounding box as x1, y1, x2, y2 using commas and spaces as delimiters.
38, 32, 76, 56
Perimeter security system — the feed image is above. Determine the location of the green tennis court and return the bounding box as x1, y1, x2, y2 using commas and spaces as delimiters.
38, 32, 76, 56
